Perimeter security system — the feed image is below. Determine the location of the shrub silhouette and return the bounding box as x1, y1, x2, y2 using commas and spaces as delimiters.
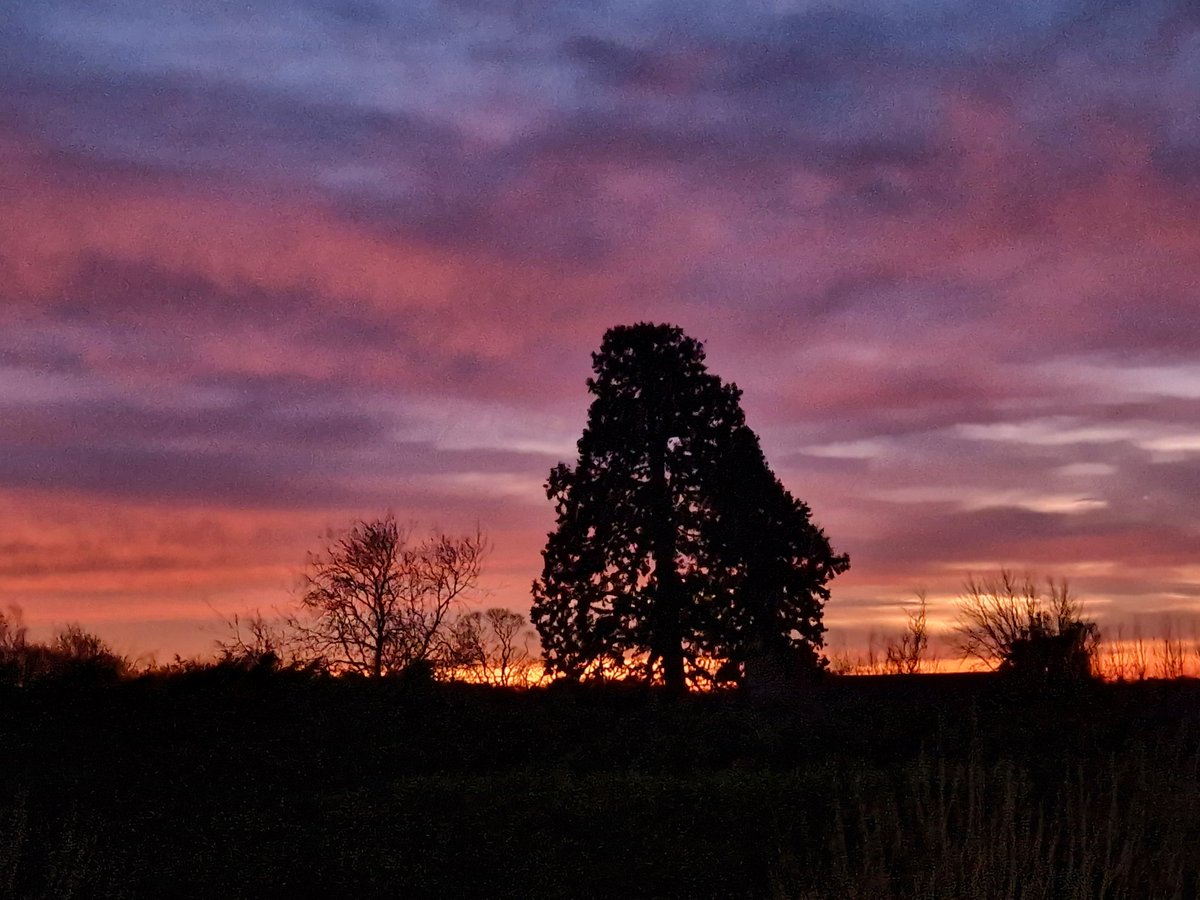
954, 571, 1098, 684
0, 613, 125, 687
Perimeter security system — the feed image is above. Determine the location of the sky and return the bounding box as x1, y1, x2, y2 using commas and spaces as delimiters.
2, 0, 1199, 662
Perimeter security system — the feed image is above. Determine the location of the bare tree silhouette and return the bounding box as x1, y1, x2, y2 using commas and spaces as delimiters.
449, 608, 536, 686
290, 515, 486, 678
217, 610, 304, 671
885, 592, 930, 674
954, 570, 1098, 682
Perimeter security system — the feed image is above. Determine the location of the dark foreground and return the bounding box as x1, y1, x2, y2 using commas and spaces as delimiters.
2, 669, 1198, 899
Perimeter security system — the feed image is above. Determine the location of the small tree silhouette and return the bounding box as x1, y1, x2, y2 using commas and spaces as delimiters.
954, 570, 1098, 683
885, 592, 930, 674
217, 610, 305, 673
0, 612, 125, 686
0, 606, 28, 686
51, 624, 127, 681
449, 608, 536, 686
291, 515, 486, 678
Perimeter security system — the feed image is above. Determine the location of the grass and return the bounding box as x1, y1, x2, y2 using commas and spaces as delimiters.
0, 794, 115, 900
2, 674, 1199, 897
784, 749, 1199, 899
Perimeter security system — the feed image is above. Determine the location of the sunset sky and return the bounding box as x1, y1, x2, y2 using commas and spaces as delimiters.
2, 0, 1199, 661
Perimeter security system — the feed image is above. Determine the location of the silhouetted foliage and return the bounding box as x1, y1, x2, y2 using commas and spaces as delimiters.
954, 570, 1099, 683
290, 515, 486, 678
449, 608, 537, 686
885, 592, 930, 674
0, 606, 28, 686
216, 610, 306, 674
531, 323, 848, 691
0, 610, 126, 687
50, 623, 127, 682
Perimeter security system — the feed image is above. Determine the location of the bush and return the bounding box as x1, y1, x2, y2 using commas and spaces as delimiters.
954, 571, 1099, 684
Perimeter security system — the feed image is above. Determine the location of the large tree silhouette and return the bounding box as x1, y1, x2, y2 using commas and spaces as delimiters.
531, 323, 848, 691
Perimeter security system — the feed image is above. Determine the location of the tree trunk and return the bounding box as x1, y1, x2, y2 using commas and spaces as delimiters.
657, 560, 685, 693
648, 418, 685, 694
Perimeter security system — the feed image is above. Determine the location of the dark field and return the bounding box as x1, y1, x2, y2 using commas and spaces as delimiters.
3, 671, 1198, 898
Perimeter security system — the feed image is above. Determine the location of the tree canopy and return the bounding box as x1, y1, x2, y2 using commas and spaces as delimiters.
531, 323, 848, 691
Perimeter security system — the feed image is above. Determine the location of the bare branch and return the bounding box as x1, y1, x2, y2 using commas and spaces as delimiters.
885, 591, 929, 675
952, 569, 1098, 681
292, 515, 487, 678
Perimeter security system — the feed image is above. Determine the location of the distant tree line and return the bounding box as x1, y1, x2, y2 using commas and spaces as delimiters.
832, 570, 1200, 684
6, 323, 1192, 694
217, 515, 538, 686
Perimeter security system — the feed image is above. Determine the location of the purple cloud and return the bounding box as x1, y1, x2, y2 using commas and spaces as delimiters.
1, 0, 1199, 655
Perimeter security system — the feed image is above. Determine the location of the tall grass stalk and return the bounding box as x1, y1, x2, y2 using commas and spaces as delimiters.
781, 745, 1199, 899
0, 794, 109, 899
